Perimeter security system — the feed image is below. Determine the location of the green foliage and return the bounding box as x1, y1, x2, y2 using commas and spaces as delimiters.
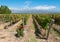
16, 28, 23, 37
0, 14, 21, 22
54, 14, 60, 25
34, 14, 51, 29
22, 14, 29, 25
0, 5, 11, 14
0, 14, 29, 25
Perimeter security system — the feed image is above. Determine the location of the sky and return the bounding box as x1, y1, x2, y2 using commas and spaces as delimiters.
0, 0, 60, 13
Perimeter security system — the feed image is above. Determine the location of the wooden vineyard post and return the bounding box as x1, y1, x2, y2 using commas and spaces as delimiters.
46, 17, 55, 40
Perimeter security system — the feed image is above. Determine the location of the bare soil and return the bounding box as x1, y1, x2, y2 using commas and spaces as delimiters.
0, 15, 60, 42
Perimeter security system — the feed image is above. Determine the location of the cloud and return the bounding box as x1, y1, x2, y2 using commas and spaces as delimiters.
9, 1, 31, 11
10, 5, 56, 11
24, 1, 31, 6
9, 8, 20, 10
24, 1, 31, 8
32, 5, 56, 10
9, 1, 56, 11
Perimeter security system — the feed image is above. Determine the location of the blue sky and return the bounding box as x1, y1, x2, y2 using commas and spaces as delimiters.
0, 0, 60, 13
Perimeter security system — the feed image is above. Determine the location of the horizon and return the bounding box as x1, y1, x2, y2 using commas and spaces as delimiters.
0, 0, 60, 13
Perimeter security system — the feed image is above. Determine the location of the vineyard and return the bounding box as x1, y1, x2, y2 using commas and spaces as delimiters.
0, 14, 60, 42
33, 14, 60, 35
0, 14, 29, 24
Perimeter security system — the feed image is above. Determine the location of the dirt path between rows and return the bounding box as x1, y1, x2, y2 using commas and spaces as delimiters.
18, 15, 47, 42
0, 20, 22, 42
18, 14, 37, 42
0, 15, 60, 42
19, 14, 60, 42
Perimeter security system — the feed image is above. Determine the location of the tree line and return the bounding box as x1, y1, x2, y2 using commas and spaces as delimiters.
0, 5, 11, 14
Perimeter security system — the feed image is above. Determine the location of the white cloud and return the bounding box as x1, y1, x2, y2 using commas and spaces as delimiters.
23, 1, 31, 8
32, 5, 56, 10
10, 5, 56, 11
9, 1, 31, 11
9, 8, 20, 10
24, 1, 31, 6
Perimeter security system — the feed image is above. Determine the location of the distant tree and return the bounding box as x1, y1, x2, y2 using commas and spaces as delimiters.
0, 5, 11, 14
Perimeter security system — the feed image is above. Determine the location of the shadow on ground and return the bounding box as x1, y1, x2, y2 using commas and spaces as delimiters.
32, 16, 47, 40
